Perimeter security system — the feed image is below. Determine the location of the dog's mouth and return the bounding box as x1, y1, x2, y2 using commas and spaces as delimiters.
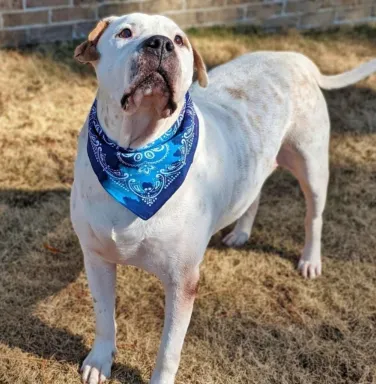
121, 69, 177, 118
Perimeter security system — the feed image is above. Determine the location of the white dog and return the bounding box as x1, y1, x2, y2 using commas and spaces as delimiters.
71, 13, 376, 384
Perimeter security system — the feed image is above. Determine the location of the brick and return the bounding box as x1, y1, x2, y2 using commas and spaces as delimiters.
98, 2, 141, 18
331, 0, 373, 5
186, 0, 225, 9
285, 0, 332, 13
169, 8, 245, 27
28, 24, 72, 43
263, 15, 299, 29
73, 20, 96, 38
0, 29, 27, 46
3, 10, 49, 27
52, 7, 96, 22
0, 0, 22, 11
246, 3, 283, 20
201, 7, 245, 24
227, 0, 265, 4
27, 0, 69, 6
143, 0, 183, 13
168, 11, 200, 27
74, 0, 101, 5
300, 10, 335, 28
336, 5, 373, 22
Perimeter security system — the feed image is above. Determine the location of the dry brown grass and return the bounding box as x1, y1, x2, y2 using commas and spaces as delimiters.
1, 25, 376, 384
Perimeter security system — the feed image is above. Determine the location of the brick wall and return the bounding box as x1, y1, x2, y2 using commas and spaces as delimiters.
1, 0, 376, 47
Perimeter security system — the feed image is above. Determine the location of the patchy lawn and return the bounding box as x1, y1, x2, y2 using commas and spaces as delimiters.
0, 25, 376, 384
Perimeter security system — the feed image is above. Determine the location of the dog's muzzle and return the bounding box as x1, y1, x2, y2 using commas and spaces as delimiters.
120, 35, 179, 116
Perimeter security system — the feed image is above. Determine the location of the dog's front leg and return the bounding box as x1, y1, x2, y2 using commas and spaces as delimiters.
151, 267, 199, 384
81, 250, 117, 384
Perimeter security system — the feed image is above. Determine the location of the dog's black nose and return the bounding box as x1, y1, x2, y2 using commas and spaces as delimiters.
143, 35, 174, 58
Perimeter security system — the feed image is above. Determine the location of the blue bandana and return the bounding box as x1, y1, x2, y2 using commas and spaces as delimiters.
87, 93, 199, 220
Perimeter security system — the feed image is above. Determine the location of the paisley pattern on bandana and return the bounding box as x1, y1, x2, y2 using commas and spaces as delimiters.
87, 93, 199, 220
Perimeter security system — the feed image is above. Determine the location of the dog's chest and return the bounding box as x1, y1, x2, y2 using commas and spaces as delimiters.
71, 138, 152, 262
71, 132, 205, 266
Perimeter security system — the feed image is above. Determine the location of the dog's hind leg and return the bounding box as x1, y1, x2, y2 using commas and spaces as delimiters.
222, 192, 261, 247
277, 141, 329, 279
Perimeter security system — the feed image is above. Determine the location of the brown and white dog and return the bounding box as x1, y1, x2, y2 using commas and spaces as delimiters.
71, 13, 376, 384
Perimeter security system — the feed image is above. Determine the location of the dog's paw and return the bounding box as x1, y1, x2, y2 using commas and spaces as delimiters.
298, 258, 322, 279
222, 229, 249, 247
81, 339, 116, 384
150, 370, 176, 384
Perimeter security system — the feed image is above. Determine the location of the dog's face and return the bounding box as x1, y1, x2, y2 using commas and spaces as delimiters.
75, 13, 208, 117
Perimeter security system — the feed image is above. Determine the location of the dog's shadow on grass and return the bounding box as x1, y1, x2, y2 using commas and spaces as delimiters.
0, 188, 146, 383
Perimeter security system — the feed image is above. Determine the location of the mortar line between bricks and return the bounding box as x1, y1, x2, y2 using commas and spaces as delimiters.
5, 4, 100, 13
51, 17, 97, 25
296, 14, 301, 29
94, 5, 98, 21
168, 2, 285, 16
97, 0, 143, 5
335, 16, 376, 25
282, 0, 287, 15
163, 4, 256, 15
3, 19, 95, 31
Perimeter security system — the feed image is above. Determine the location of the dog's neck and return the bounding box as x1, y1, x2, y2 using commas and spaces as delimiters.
96, 88, 183, 149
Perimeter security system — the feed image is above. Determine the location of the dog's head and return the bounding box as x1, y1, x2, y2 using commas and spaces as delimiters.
74, 13, 208, 118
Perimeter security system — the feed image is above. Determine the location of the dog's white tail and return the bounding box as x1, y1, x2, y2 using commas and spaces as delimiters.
311, 58, 376, 90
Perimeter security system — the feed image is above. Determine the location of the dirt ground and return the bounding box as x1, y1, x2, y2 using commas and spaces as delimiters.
0, 25, 375, 384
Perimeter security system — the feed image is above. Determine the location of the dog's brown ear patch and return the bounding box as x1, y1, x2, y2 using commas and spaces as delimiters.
74, 40, 100, 63
74, 20, 110, 64
192, 45, 208, 88
88, 20, 109, 42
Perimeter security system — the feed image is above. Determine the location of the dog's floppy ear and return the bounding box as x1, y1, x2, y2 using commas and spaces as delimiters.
74, 19, 111, 64
192, 45, 208, 88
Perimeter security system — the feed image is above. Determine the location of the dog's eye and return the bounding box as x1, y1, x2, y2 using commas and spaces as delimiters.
117, 28, 132, 39
174, 35, 183, 46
